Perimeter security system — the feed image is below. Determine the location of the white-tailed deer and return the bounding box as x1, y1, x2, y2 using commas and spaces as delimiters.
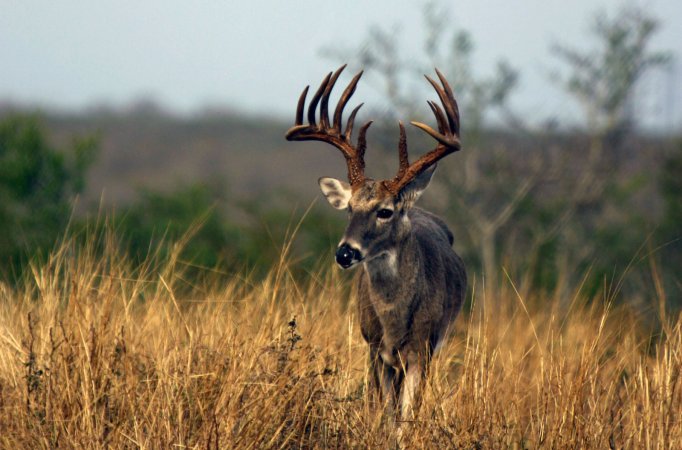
285, 65, 467, 420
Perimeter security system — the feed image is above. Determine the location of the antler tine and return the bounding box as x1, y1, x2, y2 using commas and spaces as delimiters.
294, 85, 309, 126
285, 65, 370, 189
435, 68, 460, 133
320, 65, 346, 129
345, 103, 363, 140
427, 100, 447, 134
395, 122, 409, 180
413, 70, 461, 147
382, 69, 462, 195
307, 71, 332, 127
334, 70, 363, 131
356, 120, 373, 164
424, 72, 459, 135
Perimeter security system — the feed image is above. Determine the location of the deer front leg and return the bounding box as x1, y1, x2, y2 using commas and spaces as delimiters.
368, 346, 401, 413
399, 351, 427, 420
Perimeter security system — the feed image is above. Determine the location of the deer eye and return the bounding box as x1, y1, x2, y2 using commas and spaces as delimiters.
377, 208, 394, 219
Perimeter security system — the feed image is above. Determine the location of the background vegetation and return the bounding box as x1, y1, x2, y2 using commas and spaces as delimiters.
0, 4, 679, 299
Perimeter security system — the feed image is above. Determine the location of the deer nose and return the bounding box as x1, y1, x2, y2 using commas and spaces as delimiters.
335, 243, 360, 269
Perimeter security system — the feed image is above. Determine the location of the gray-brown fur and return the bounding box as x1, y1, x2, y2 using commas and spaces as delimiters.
320, 174, 467, 418
357, 207, 465, 362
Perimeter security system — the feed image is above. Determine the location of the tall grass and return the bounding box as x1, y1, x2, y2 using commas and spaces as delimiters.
0, 229, 680, 449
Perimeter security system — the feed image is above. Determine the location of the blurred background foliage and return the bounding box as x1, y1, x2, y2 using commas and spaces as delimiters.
0, 2, 680, 306
0, 115, 97, 275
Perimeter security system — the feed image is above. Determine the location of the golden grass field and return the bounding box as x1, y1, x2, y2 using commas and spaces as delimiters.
0, 229, 680, 449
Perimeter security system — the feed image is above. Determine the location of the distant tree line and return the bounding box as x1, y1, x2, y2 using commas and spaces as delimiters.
1, 110, 680, 303
0, 116, 344, 282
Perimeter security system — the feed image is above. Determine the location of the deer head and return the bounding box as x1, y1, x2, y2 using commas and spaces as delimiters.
286, 65, 461, 269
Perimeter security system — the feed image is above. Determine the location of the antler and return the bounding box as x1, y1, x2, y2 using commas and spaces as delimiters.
381, 69, 461, 195
285, 65, 372, 190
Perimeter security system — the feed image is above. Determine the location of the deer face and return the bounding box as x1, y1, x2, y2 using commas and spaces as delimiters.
286, 65, 460, 268
319, 166, 436, 269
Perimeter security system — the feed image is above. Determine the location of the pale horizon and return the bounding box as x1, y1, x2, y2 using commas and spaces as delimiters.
2, 0, 681, 131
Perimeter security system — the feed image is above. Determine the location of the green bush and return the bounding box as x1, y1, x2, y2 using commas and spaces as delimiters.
658, 141, 682, 304
113, 184, 344, 279
0, 114, 96, 277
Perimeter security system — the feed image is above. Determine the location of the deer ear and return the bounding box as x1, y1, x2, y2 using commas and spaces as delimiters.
399, 164, 437, 206
319, 177, 352, 210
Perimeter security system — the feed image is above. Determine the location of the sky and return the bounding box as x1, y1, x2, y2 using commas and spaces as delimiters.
1, 0, 681, 130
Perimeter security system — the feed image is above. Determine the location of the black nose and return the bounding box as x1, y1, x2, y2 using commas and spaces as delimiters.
335, 243, 358, 268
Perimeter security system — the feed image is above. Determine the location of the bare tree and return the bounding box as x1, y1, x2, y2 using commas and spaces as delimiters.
322, 1, 539, 290
546, 5, 672, 286
322, 1, 671, 295
552, 6, 670, 136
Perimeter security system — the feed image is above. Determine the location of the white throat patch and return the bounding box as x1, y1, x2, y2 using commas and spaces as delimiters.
384, 250, 398, 276
364, 249, 398, 278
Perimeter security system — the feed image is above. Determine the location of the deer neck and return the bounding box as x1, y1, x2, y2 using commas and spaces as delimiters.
363, 234, 417, 302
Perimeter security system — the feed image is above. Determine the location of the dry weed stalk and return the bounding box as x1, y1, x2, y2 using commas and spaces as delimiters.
0, 231, 679, 448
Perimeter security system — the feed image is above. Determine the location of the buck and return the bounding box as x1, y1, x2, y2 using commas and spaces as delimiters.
285, 65, 467, 419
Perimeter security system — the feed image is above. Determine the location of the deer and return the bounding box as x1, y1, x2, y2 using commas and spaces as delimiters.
285, 65, 467, 421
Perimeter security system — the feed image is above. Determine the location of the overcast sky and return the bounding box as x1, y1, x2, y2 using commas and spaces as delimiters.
1, 0, 680, 130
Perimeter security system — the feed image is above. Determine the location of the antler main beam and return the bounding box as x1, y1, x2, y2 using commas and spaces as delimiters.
382, 69, 461, 195
285, 65, 372, 189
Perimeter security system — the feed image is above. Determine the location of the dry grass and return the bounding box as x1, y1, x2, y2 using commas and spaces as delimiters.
0, 231, 680, 449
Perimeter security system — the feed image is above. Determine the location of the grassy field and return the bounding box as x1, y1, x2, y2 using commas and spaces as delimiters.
0, 230, 680, 449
